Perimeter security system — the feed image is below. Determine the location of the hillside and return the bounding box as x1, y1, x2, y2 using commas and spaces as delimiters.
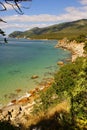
9, 19, 87, 39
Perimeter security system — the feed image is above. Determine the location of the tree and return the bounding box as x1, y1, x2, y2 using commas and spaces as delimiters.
0, 0, 32, 35
0, 0, 32, 14
0, 29, 6, 36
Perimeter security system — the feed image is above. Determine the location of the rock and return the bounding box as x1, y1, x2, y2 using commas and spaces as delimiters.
15, 89, 22, 93
35, 87, 40, 92
55, 44, 59, 48
29, 89, 36, 95
57, 61, 64, 66
11, 99, 16, 104
17, 97, 29, 104
8, 93, 18, 100
31, 75, 39, 79
66, 58, 71, 62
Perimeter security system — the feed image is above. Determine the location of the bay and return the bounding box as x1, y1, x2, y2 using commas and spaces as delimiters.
0, 38, 71, 105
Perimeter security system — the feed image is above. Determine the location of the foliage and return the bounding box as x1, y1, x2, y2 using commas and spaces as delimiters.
53, 58, 84, 95
73, 91, 87, 119
32, 57, 87, 129
53, 57, 87, 129
0, 0, 32, 15
9, 31, 23, 38
9, 19, 87, 39
84, 41, 87, 53
40, 87, 58, 110
75, 34, 86, 43
33, 86, 58, 114
0, 58, 86, 130
0, 29, 5, 36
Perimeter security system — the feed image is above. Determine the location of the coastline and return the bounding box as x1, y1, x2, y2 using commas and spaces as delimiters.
0, 39, 63, 105
55, 38, 85, 62
0, 77, 54, 123
0, 38, 85, 125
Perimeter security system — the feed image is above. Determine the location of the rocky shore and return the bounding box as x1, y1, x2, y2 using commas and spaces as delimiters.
0, 78, 54, 126
55, 37, 85, 62
0, 37, 86, 127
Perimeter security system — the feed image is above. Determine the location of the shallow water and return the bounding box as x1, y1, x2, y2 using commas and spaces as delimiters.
0, 38, 71, 105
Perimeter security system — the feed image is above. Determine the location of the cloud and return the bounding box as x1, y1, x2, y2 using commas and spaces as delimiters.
3, 6, 87, 24
2, 1, 87, 24
3, 14, 62, 23
64, 6, 87, 19
1, 0, 87, 34
4, 3, 13, 10
79, 0, 87, 5
0, 22, 51, 34
0, 23, 48, 29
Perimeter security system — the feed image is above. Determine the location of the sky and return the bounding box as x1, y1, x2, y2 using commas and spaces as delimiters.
0, 0, 87, 34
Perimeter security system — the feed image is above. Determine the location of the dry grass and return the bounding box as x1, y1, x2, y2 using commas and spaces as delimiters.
22, 100, 70, 128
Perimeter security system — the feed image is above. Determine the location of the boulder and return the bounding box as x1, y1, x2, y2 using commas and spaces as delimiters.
31, 75, 39, 79
57, 61, 64, 66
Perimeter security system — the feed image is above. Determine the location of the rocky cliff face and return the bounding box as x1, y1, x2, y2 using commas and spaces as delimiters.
55, 38, 85, 62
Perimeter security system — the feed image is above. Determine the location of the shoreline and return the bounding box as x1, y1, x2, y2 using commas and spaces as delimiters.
0, 77, 54, 123
0, 38, 85, 124
55, 38, 85, 62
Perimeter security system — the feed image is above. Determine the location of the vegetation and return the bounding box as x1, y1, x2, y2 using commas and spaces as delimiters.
31, 57, 87, 130
84, 41, 87, 53
9, 19, 87, 39
76, 34, 86, 43
0, 28, 87, 129
0, 29, 5, 36
0, 63, 86, 130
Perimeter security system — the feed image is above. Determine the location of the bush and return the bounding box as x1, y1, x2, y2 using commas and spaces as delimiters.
84, 41, 87, 54
76, 34, 86, 43
53, 58, 83, 96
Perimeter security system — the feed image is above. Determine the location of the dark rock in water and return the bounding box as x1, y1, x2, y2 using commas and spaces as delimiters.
15, 89, 22, 93
8, 93, 18, 100
31, 75, 39, 79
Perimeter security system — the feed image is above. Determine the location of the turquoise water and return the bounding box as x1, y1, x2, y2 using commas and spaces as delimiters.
0, 39, 71, 105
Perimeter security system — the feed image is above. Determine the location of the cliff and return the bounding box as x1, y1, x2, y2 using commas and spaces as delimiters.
55, 37, 85, 62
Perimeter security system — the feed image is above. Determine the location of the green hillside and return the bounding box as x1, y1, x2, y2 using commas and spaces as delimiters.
9, 19, 87, 39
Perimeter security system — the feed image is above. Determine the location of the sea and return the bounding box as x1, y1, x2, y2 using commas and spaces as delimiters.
0, 38, 71, 106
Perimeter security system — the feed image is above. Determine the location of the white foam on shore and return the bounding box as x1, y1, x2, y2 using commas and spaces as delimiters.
17, 92, 32, 101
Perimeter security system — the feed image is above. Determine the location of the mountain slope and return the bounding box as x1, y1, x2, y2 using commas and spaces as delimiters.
9, 19, 87, 39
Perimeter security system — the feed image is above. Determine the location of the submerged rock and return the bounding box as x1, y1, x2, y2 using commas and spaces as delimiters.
31, 75, 39, 79
15, 89, 22, 93
8, 93, 18, 100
